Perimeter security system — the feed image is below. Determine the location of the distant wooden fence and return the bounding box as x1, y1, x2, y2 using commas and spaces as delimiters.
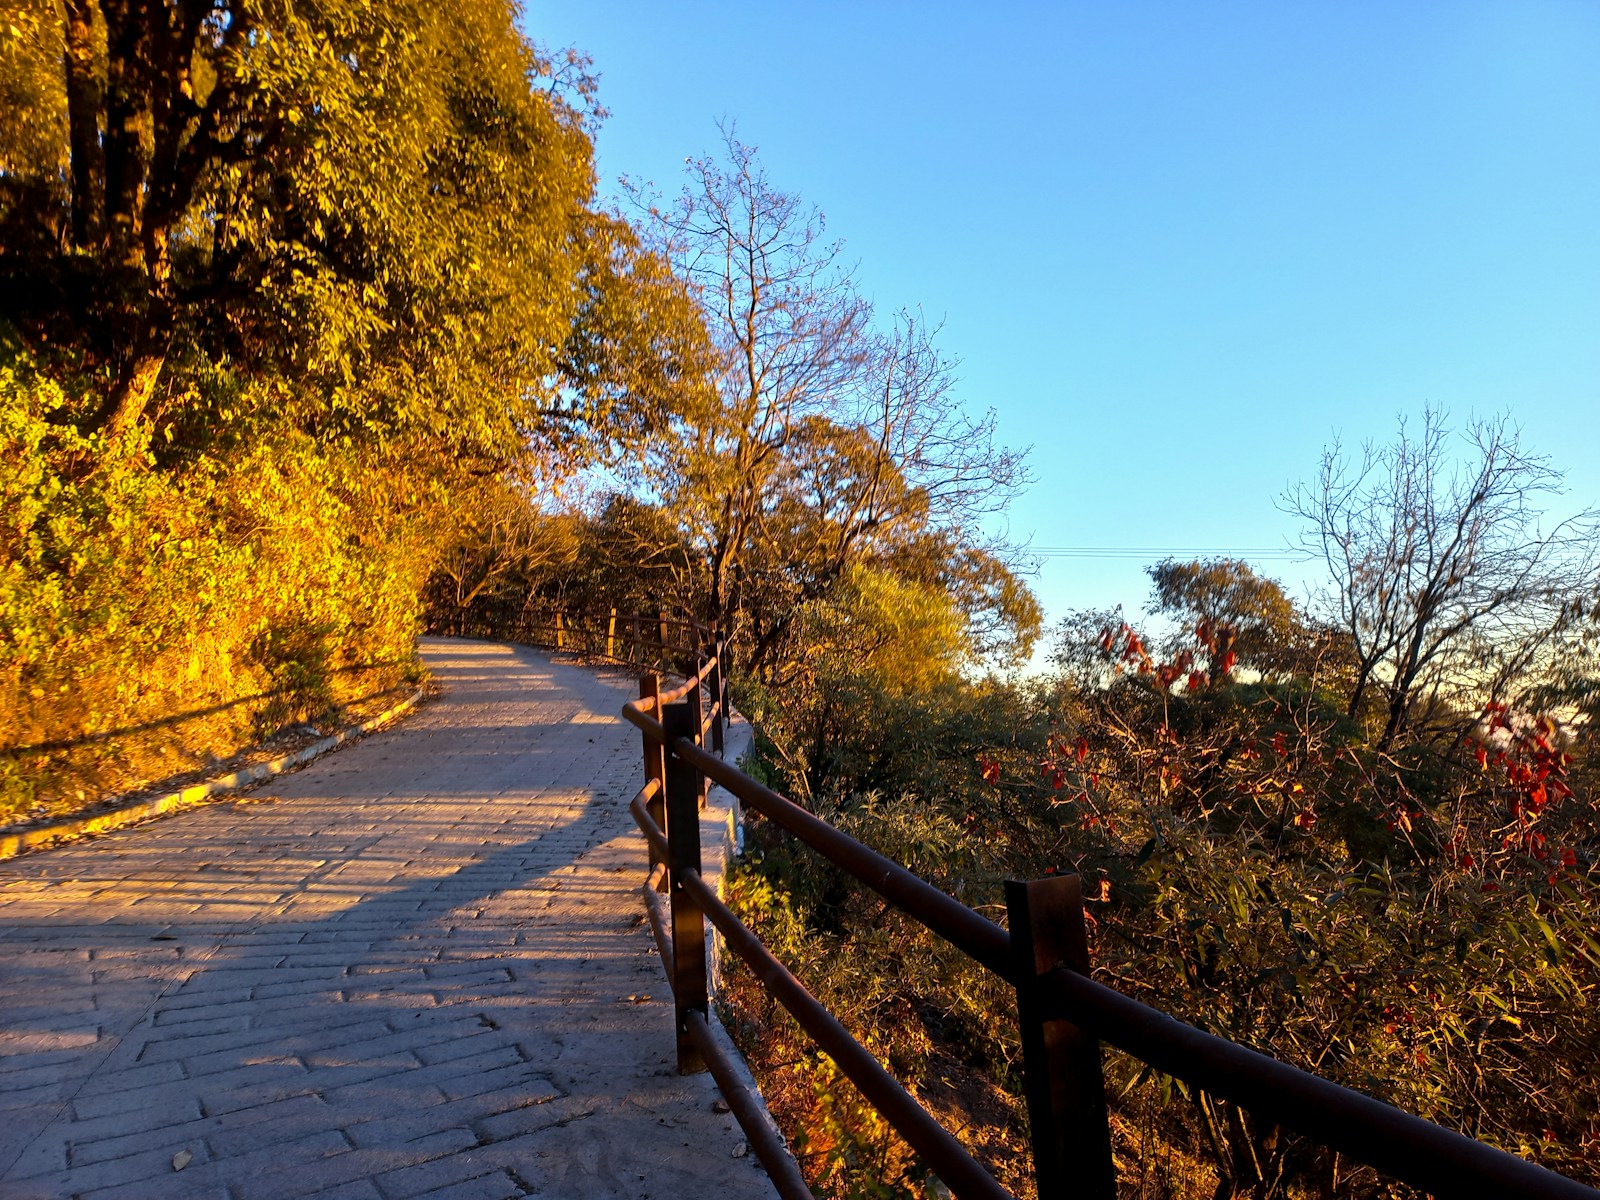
441, 604, 1600, 1200
430, 604, 716, 681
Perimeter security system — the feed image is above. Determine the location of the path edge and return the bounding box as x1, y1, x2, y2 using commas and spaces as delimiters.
696, 710, 799, 1178
0, 687, 426, 861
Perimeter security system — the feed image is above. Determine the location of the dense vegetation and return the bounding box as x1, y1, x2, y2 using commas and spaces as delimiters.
0, 0, 703, 817
4, 9, 1596, 1200
422, 130, 1041, 705
713, 425, 1600, 1198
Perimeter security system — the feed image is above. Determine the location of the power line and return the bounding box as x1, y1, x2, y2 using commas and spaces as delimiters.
1028, 547, 1306, 561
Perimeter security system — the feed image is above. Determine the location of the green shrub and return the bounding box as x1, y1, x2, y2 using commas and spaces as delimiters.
0, 348, 427, 821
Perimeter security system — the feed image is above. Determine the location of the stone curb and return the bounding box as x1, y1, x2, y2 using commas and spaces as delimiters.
0, 686, 426, 861
700, 712, 753, 991
688, 711, 799, 1176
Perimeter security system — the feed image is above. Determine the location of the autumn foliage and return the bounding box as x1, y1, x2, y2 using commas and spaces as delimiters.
1, 1, 705, 823
723, 556, 1599, 1199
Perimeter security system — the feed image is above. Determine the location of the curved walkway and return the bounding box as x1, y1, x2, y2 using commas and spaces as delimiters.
0, 638, 777, 1200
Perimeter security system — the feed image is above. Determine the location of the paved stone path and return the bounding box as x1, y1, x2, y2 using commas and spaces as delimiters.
0, 638, 777, 1200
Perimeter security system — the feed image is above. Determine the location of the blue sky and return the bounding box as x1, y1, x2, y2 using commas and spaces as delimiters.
526, 1, 1600, 630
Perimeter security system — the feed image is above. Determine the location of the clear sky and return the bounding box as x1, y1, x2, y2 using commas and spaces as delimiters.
525, 0, 1600, 631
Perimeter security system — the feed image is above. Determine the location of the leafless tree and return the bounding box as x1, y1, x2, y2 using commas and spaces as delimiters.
628, 130, 1031, 673
628, 130, 870, 635
856, 309, 1028, 544
1288, 409, 1599, 749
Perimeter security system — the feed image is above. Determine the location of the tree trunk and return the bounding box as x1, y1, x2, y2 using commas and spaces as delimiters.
101, 0, 155, 269
1344, 657, 1374, 723
1378, 686, 1410, 752
98, 347, 166, 445
62, 0, 106, 250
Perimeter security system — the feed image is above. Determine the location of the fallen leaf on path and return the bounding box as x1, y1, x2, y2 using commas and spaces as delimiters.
173, 1149, 193, 1171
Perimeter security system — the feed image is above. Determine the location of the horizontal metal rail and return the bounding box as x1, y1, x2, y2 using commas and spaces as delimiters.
629, 782, 669, 863
661, 653, 718, 701
1044, 967, 1600, 1200
624, 704, 1600, 1200
641, 863, 672, 965
449, 602, 1597, 1199
682, 1013, 812, 1200
699, 703, 721, 739
630, 802, 811, 1200
448, 604, 713, 639
681, 866, 1012, 1200
619, 709, 1010, 975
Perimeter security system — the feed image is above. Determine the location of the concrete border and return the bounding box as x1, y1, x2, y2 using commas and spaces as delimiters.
0, 686, 425, 861
685, 709, 799, 1174
698, 711, 753, 992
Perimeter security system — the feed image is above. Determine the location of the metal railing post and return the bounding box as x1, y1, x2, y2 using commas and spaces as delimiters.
641, 674, 667, 886
690, 662, 710, 808
707, 637, 726, 756
1006, 874, 1116, 1200
720, 638, 733, 724
663, 696, 708, 1073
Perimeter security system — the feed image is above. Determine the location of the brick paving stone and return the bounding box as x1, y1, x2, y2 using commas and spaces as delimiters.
0, 639, 778, 1198
378, 1158, 526, 1200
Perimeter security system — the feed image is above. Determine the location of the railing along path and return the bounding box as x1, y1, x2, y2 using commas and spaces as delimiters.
447, 604, 1600, 1200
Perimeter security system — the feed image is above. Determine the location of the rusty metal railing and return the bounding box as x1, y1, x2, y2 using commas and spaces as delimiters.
623, 678, 1600, 1200
433, 606, 1598, 1200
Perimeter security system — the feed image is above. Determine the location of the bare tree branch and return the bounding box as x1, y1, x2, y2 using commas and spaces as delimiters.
1286, 409, 1599, 748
